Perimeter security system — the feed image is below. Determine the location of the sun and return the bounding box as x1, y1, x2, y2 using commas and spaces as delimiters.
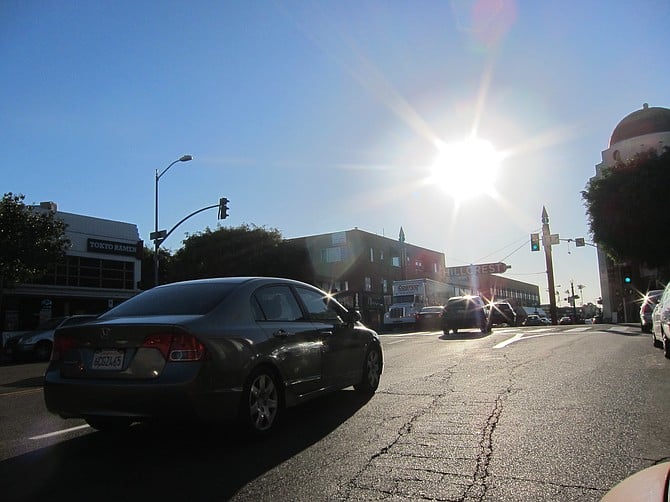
430, 136, 502, 201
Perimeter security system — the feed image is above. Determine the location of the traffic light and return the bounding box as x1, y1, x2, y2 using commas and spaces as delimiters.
218, 197, 229, 219
530, 233, 540, 252
621, 265, 632, 285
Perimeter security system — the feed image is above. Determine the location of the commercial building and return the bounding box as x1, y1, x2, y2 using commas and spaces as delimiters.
593, 103, 670, 322
1, 202, 142, 332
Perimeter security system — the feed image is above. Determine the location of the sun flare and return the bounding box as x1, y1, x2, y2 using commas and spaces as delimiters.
430, 137, 502, 201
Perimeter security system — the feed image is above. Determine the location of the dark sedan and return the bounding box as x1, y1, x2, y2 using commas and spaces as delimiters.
414, 306, 444, 330
44, 277, 383, 435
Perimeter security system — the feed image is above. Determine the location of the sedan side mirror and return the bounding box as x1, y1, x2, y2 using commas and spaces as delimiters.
344, 309, 362, 324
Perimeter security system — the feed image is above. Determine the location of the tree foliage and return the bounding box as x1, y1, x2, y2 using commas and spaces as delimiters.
0, 193, 70, 288
138, 246, 174, 290
582, 148, 670, 267
168, 224, 314, 283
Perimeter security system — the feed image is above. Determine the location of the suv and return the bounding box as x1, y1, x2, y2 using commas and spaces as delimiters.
489, 301, 517, 326
441, 295, 491, 335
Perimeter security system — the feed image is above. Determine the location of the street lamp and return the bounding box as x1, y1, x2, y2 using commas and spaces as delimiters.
154, 154, 192, 286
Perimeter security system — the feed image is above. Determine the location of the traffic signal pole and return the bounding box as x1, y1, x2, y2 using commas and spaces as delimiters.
541, 207, 558, 325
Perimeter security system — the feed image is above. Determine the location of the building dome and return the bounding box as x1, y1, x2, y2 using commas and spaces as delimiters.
609, 103, 670, 147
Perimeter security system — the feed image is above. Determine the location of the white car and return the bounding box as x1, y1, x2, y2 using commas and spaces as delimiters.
651, 283, 670, 358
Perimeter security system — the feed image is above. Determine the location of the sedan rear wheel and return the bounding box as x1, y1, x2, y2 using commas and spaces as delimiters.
664, 331, 670, 359
241, 367, 282, 435
354, 345, 382, 395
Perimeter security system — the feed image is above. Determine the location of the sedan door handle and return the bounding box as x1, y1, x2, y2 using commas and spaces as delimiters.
273, 329, 290, 338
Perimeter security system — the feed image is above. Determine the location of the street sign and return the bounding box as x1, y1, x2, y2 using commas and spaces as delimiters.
446, 262, 510, 277
150, 230, 167, 241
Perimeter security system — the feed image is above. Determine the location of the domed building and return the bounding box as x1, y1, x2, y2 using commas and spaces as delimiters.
594, 103, 670, 322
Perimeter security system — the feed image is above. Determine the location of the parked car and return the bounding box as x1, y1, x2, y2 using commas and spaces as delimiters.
640, 289, 664, 333
5, 315, 98, 362
558, 316, 573, 325
441, 295, 491, 335
651, 283, 670, 358
414, 305, 444, 330
489, 301, 517, 326
44, 277, 383, 435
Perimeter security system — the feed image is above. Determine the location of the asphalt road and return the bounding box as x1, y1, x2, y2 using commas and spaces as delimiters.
0, 323, 668, 501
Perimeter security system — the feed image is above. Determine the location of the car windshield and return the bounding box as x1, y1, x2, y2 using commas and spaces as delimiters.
100, 283, 238, 317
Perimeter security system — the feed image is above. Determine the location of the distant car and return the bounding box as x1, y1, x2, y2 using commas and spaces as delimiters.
414, 306, 444, 330
5, 315, 98, 362
441, 295, 490, 335
651, 283, 670, 358
489, 301, 517, 326
44, 277, 383, 435
523, 314, 544, 326
640, 289, 664, 333
558, 316, 573, 325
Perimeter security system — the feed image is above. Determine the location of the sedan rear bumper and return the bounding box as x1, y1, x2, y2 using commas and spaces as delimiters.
44, 367, 242, 423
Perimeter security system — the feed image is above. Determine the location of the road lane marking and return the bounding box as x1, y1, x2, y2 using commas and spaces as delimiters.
380, 331, 440, 337
0, 388, 42, 398
29, 424, 90, 440
565, 327, 591, 333
494, 333, 523, 349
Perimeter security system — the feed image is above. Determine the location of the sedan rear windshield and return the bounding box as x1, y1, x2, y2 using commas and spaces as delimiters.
100, 283, 238, 317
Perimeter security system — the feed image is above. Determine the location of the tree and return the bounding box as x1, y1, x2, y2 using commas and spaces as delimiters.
168, 224, 314, 283
138, 245, 173, 290
0, 193, 70, 320
582, 148, 670, 268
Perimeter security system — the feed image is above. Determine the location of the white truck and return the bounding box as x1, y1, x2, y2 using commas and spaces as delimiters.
383, 278, 452, 328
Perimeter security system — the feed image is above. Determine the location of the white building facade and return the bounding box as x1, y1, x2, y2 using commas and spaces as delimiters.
594, 104, 670, 322
2, 202, 142, 331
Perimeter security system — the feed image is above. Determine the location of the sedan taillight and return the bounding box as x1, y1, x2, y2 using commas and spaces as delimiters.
142, 334, 206, 362
52, 333, 78, 361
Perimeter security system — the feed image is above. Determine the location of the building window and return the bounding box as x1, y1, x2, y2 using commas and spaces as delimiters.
382, 279, 388, 294
391, 256, 401, 267
364, 277, 372, 292
370, 248, 374, 262
38, 256, 135, 290
321, 247, 344, 263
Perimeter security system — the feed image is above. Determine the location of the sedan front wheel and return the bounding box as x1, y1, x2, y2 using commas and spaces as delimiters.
354, 346, 382, 395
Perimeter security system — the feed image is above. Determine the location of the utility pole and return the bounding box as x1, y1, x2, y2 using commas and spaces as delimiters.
541, 207, 558, 325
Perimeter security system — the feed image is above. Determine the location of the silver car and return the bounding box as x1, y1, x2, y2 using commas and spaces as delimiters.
651, 283, 670, 358
44, 277, 383, 435
640, 289, 664, 333
6, 315, 98, 362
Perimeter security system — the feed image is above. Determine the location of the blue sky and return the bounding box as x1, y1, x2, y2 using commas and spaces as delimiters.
2, 1, 669, 305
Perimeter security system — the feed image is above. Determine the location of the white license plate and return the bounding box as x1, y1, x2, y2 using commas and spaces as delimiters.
92, 349, 124, 370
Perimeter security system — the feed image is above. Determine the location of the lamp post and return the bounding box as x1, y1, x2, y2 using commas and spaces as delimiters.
154, 154, 192, 286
